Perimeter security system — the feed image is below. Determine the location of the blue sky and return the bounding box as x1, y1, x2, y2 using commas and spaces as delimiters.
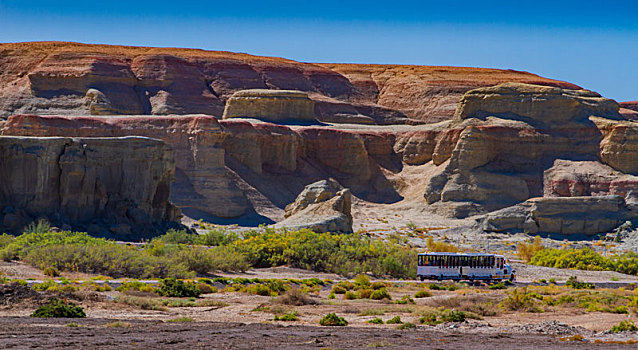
1, 1, 636, 101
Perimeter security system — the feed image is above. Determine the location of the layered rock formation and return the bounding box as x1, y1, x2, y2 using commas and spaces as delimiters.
0, 136, 180, 236
0, 41, 578, 124
1, 114, 249, 219
423, 83, 629, 218
275, 179, 353, 233
481, 196, 634, 236
222, 90, 316, 123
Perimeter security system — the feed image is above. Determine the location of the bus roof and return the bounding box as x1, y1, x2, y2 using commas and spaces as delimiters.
417, 252, 504, 257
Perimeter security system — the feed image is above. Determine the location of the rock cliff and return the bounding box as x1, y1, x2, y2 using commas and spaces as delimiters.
0, 136, 180, 236
0, 41, 578, 124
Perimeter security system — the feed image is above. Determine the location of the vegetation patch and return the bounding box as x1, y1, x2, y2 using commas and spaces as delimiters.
319, 313, 348, 326
31, 298, 86, 318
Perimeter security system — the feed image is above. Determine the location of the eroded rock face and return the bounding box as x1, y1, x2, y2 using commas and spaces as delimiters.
482, 196, 633, 235
222, 90, 316, 122
424, 83, 628, 217
454, 82, 620, 125
276, 179, 352, 233
2, 114, 249, 219
0, 42, 578, 124
0, 136, 180, 236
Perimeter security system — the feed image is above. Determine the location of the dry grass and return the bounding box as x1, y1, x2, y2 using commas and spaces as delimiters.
276, 288, 318, 306
425, 294, 502, 316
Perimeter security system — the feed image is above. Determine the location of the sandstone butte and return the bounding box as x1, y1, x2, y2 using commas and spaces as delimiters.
0, 41, 636, 236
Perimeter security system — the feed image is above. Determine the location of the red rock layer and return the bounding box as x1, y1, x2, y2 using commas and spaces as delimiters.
0, 41, 579, 124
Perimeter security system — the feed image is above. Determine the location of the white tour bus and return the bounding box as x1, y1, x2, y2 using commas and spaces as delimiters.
417, 252, 515, 282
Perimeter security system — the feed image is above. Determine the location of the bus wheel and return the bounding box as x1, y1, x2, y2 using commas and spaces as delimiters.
419, 276, 425, 282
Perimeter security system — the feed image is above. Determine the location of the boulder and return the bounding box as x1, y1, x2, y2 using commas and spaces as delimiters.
0, 136, 180, 236
275, 179, 353, 233
222, 89, 316, 123
481, 196, 633, 236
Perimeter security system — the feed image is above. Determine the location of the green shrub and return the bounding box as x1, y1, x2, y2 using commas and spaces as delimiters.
414, 290, 432, 298
610, 321, 638, 333
115, 295, 167, 311
31, 298, 86, 318
396, 295, 415, 304
565, 276, 595, 290
530, 248, 638, 276
357, 289, 373, 299
158, 278, 201, 298
428, 283, 443, 290
440, 310, 466, 322
370, 288, 391, 300
386, 316, 402, 324
500, 288, 540, 312
274, 311, 298, 321
354, 274, 371, 288
166, 317, 194, 322
43, 266, 60, 277
319, 313, 348, 326
371, 281, 387, 290
196, 283, 217, 294
418, 312, 439, 325
366, 317, 384, 324
489, 282, 507, 290
343, 291, 358, 300
397, 322, 416, 330
116, 281, 157, 294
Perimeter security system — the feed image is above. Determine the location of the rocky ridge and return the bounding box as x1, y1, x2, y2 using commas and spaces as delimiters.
0, 41, 578, 124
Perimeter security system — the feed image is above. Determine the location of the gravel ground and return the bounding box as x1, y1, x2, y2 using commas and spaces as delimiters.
0, 317, 634, 350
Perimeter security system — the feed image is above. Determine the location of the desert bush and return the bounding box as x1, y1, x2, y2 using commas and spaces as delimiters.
233, 228, 417, 279
274, 311, 298, 321
371, 281, 387, 290
366, 317, 384, 324
397, 322, 416, 330
319, 313, 348, 326
354, 274, 371, 288
24, 243, 192, 279
158, 278, 201, 298
414, 290, 432, 298
611, 321, 638, 333
116, 281, 157, 294
277, 288, 317, 306
207, 245, 250, 272
565, 276, 595, 290
343, 291, 358, 300
370, 288, 392, 300
196, 283, 217, 294
386, 315, 402, 324
517, 236, 544, 262
43, 266, 60, 277
501, 288, 540, 312
439, 309, 466, 322
166, 317, 194, 322
115, 295, 167, 311
31, 298, 86, 318
530, 248, 638, 276
489, 282, 507, 290
426, 236, 458, 253
357, 289, 373, 299
396, 295, 415, 305
2, 230, 109, 261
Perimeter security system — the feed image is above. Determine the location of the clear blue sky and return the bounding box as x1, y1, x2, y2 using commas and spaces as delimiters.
1, 0, 636, 101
